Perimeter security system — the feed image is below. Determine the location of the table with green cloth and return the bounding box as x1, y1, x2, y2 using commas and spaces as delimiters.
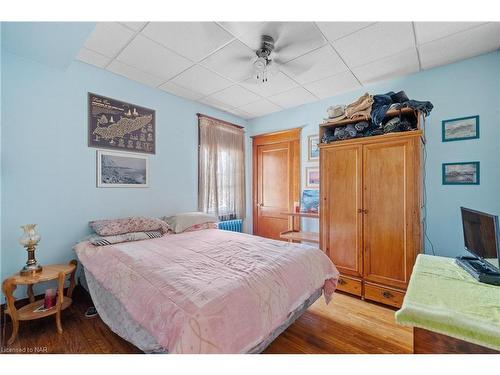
395, 254, 500, 351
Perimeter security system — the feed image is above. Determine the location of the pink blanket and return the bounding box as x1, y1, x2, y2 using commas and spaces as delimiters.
75, 229, 339, 353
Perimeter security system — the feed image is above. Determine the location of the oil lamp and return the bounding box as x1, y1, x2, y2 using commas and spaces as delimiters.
19, 224, 42, 275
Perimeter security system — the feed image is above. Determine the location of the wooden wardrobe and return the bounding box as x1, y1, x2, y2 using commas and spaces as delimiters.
320, 111, 423, 308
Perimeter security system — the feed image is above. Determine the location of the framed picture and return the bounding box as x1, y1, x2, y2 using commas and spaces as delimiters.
442, 162, 480, 185
307, 134, 320, 161
305, 166, 319, 189
300, 189, 319, 213
97, 150, 149, 188
88, 93, 156, 154
442, 115, 479, 142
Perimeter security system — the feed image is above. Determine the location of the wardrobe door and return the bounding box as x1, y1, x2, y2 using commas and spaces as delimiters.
321, 144, 363, 277
362, 138, 417, 289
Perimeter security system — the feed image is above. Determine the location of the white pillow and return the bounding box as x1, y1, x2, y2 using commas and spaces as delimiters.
162, 212, 218, 234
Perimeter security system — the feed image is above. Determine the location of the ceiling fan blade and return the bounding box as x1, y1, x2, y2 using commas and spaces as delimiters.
280, 59, 313, 76
273, 41, 294, 55
231, 55, 253, 63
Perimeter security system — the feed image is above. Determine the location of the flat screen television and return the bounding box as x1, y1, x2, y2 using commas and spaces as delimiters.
461, 207, 500, 270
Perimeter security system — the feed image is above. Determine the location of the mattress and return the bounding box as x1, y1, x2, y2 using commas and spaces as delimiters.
85, 269, 322, 353
75, 229, 338, 353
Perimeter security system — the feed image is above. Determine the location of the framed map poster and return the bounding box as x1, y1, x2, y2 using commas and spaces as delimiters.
88, 93, 155, 154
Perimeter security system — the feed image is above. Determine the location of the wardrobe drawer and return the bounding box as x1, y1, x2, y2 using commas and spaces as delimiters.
364, 283, 405, 308
336, 275, 362, 296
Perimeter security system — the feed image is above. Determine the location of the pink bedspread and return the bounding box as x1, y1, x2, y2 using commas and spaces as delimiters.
75, 229, 339, 353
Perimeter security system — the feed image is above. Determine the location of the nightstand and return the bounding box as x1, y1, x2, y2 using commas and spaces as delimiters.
2, 260, 77, 345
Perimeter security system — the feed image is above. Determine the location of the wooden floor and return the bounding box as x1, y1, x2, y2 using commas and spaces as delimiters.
1, 287, 412, 354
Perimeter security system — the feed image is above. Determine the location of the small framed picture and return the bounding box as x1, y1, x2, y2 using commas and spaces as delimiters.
442, 115, 479, 142
300, 189, 319, 213
97, 150, 149, 188
305, 166, 319, 189
307, 134, 320, 161
442, 162, 480, 185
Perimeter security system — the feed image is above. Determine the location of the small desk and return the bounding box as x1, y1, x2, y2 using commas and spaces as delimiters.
395, 254, 500, 353
279, 212, 319, 245
2, 260, 77, 345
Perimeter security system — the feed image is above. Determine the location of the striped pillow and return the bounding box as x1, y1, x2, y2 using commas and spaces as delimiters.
89, 230, 163, 246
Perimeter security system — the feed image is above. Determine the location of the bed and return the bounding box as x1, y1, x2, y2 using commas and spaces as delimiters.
75, 228, 339, 353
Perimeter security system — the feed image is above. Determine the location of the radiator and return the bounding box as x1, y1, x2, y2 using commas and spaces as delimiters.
217, 219, 243, 233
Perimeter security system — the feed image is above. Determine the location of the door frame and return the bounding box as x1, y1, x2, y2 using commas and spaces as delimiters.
251, 128, 301, 237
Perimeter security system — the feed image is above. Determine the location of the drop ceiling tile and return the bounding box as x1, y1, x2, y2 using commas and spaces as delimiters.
240, 72, 298, 97
171, 65, 233, 96
333, 22, 415, 68
120, 22, 147, 31
84, 22, 135, 58
239, 99, 282, 118
303, 71, 360, 99
76, 48, 111, 68
316, 22, 375, 41
419, 22, 500, 69
352, 48, 420, 84
207, 85, 260, 108
281, 45, 348, 84
268, 87, 317, 109
142, 22, 234, 62
200, 40, 255, 82
220, 22, 327, 63
414, 22, 486, 45
199, 96, 235, 112
226, 107, 253, 119
106, 60, 165, 87
116, 34, 193, 81
158, 81, 204, 101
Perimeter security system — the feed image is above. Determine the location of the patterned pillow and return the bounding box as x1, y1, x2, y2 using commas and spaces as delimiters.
89, 216, 170, 236
162, 212, 218, 234
89, 230, 163, 246
182, 222, 218, 233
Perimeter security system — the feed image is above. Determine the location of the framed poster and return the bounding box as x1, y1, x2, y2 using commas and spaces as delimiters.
307, 134, 320, 161
442, 115, 479, 142
300, 189, 319, 213
305, 166, 319, 189
88, 93, 155, 154
442, 162, 480, 185
97, 150, 149, 188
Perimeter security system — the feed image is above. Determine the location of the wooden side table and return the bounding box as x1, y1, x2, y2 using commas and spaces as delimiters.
2, 260, 77, 345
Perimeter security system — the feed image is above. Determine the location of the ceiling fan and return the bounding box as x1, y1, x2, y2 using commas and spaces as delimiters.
251, 34, 311, 84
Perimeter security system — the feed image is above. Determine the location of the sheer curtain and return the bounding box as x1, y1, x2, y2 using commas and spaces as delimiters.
198, 115, 245, 221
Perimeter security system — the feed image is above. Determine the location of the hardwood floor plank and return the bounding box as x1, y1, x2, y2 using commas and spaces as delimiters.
1, 288, 411, 354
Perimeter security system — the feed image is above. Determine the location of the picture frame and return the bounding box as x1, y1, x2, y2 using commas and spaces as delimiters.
300, 189, 319, 213
442, 115, 479, 142
88, 93, 156, 154
307, 134, 320, 161
442, 162, 480, 185
305, 166, 319, 189
97, 150, 149, 188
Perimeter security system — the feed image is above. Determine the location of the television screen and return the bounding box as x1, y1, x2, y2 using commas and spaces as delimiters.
461, 207, 500, 270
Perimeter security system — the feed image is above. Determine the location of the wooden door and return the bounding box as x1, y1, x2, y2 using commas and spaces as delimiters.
362, 137, 418, 289
252, 129, 300, 240
320, 144, 363, 277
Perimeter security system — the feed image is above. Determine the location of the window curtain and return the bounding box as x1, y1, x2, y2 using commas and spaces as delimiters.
198, 115, 246, 221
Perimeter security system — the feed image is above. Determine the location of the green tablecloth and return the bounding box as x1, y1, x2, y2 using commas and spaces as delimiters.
395, 254, 500, 351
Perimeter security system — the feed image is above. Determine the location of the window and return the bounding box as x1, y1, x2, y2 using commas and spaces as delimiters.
198, 114, 245, 221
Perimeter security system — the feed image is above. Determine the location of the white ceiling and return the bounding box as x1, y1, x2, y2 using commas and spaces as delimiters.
77, 22, 500, 120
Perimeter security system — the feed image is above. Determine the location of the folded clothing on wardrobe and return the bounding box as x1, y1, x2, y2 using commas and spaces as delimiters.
371, 90, 433, 126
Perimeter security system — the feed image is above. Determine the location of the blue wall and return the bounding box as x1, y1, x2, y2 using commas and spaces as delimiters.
246, 52, 500, 258
0, 23, 3, 283
1, 50, 247, 297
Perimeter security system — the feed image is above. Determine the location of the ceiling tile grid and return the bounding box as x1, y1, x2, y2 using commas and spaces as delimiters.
77, 21, 500, 119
